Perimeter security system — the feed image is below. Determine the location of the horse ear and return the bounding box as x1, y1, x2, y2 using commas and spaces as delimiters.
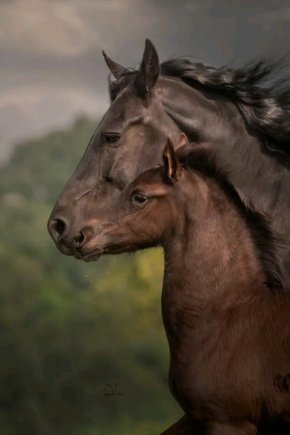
163, 139, 182, 183
174, 132, 189, 150
135, 39, 159, 98
102, 50, 129, 79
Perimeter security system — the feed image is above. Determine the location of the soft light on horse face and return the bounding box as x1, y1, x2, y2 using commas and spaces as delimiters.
48, 83, 181, 256
74, 165, 175, 262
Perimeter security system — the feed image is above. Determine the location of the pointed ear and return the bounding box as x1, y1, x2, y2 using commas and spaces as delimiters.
163, 139, 182, 183
174, 132, 189, 150
102, 50, 129, 79
135, 39, 159, 98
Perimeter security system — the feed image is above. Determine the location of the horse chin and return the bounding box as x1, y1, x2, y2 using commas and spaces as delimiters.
76, 249, 103, 263
57, 242, 74, 256
77, 240, 129, 262
83, 253, 102, 263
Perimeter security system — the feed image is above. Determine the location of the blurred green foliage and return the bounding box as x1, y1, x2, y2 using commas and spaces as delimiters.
0, 118, 180, 435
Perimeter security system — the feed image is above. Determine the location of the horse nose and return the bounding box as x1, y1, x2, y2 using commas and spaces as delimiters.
73, 231, 86, 249
48, 213, 96, 254
48, 216, 70, 242
73, 227, 94, 250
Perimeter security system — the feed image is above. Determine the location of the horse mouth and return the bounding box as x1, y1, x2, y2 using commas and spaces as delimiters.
75, 244, 126, 262
75, 249, 103, 263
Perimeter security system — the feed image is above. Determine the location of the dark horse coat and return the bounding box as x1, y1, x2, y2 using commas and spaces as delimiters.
48, 41, 290, 434
68, 141, 290, 434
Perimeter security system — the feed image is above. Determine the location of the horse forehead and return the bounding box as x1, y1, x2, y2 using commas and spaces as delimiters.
108, 88, 146, 118
132, 168, 165, 189
105, 85, 167, 125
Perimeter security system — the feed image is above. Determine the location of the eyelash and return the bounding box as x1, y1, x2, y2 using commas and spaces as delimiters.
103, 133, 120, 145
131, 193, 148, 207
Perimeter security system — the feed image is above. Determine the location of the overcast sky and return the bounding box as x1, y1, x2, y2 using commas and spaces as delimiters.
1, 0, 290, 161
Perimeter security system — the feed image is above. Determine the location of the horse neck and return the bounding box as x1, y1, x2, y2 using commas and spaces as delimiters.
162, 172, 266, 310
158, 76, 244, 144
159, 77, 290, 241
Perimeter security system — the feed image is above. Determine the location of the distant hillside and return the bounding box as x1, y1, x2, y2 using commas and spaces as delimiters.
0, 117, 179, 435
0, 116, 95, 201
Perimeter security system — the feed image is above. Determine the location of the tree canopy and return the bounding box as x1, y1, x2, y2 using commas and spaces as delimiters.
0, 117, 180, 434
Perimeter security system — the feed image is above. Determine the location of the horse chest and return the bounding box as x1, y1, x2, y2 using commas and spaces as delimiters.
162, 295, 220, 405
167, 323, 221, 413
162, 296, 263, 420
167, 336, 261, 422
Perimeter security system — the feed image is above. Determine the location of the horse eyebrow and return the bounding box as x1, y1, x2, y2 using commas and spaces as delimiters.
123, 115, 144, 129
130, 184, 167, 199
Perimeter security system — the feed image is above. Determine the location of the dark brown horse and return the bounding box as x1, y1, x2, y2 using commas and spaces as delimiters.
73, 139, 290, 435
48, 39, 290, 287
47, 40, 290, 433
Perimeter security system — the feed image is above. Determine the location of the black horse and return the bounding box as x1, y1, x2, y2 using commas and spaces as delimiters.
48, 39, 290, 287
48, 40, 290, 434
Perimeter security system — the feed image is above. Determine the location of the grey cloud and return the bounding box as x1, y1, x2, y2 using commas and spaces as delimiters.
1, 0, 290, 161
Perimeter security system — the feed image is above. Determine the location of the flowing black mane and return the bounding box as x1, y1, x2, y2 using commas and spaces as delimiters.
161, 58, 290, 158
176, 145, 285, 291
110, 57, 290, 160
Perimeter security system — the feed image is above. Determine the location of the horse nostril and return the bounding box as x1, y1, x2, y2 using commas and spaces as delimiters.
73, 232, 86, 249
55, 220, 66, 235
48, 217, 68, 241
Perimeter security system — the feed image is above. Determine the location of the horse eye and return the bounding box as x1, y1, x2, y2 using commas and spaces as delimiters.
132, 193, 148, 206
104, 133, 120, 145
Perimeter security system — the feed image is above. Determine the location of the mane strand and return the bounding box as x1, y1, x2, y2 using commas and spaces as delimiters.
161, 57, 290, 160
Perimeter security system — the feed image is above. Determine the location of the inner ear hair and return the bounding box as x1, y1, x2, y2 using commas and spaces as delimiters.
174, 132, 189, 150
163, 139, 182, 183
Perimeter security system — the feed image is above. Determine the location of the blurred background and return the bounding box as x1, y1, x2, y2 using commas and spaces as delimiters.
1, 1, 290, 434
